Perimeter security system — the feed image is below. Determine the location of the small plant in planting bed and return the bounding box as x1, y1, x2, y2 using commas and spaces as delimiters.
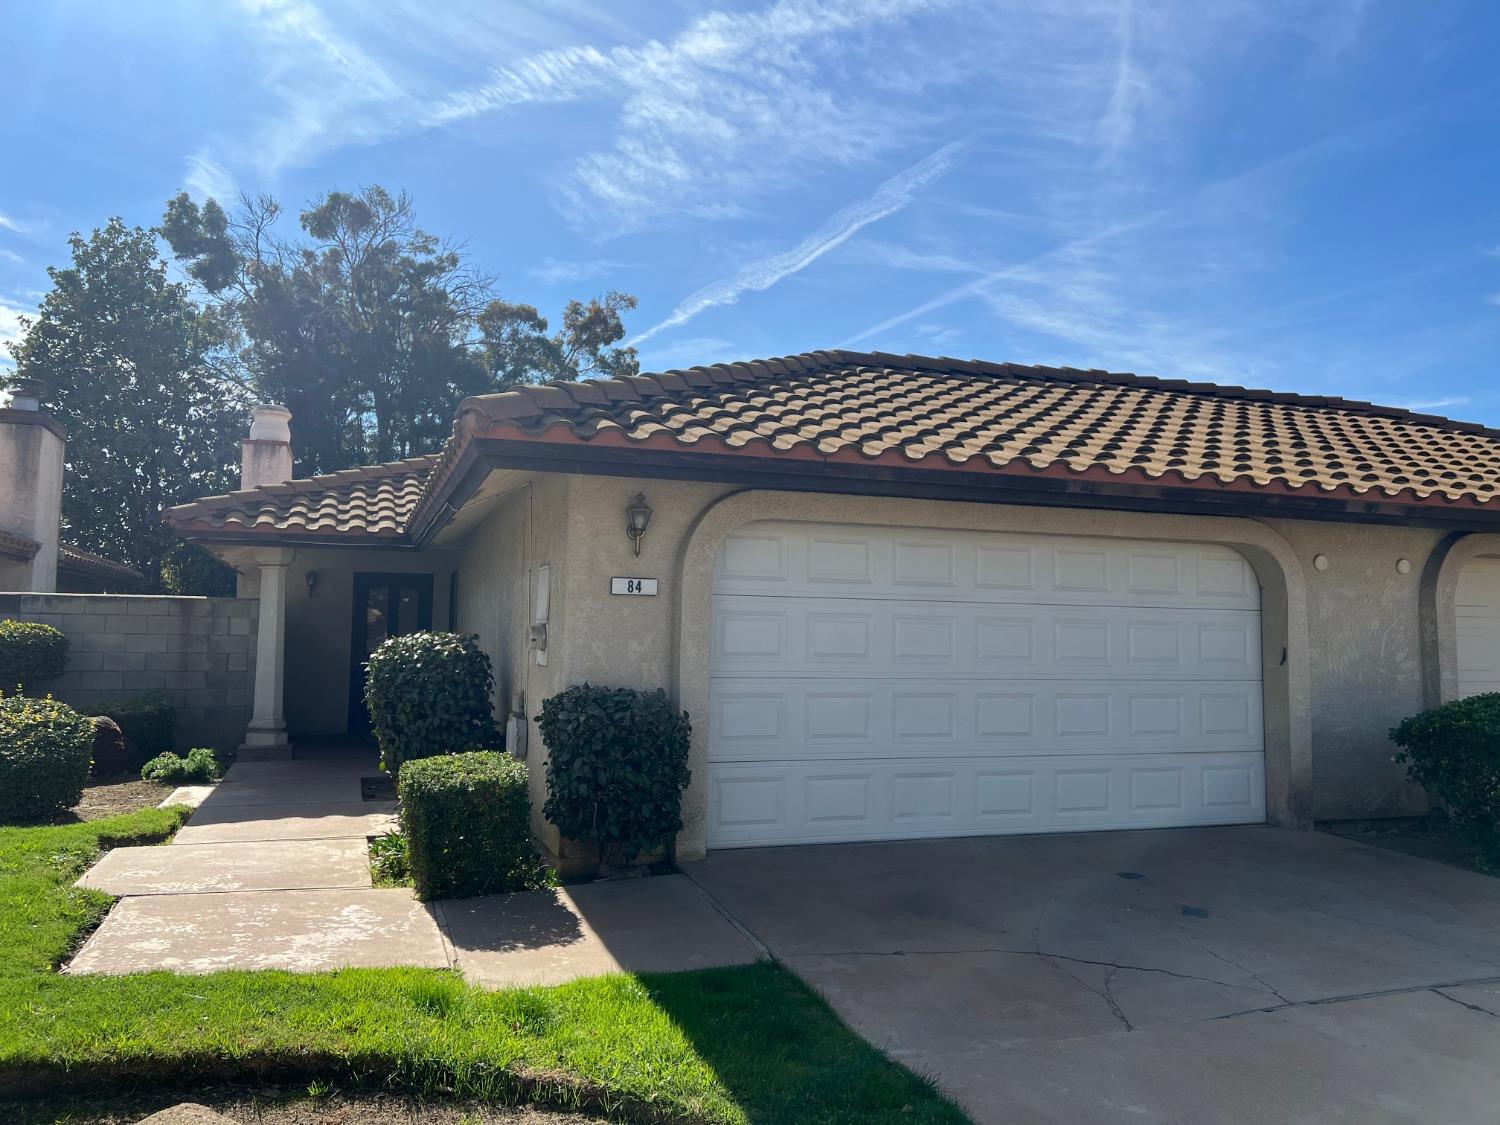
140, 747, 220, 784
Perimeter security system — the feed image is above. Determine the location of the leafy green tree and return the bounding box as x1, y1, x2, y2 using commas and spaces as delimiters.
477, 290, 639, 388
163, 186, 639, 474
3, 220, 243, 590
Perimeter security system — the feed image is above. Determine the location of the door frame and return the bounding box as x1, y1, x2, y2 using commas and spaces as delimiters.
348, 571, 434, 733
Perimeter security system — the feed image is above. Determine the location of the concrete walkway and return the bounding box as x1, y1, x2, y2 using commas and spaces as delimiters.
69, 743, 757, 981
70, 744, 447, 974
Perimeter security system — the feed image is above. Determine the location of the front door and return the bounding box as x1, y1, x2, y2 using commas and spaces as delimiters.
349, 572, 434, 733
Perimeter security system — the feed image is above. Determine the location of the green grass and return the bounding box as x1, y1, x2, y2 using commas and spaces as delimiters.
0, 811, 969, 1124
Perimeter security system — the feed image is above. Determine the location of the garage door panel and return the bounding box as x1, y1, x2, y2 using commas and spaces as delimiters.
711, 679, 1263, 761
714, 595, 1261, 679
715, 524, 1260, 609
709, 752, 1266, 847
710, 522, 1265, 848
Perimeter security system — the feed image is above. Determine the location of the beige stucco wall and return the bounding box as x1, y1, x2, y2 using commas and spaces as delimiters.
452, 472, 574, 846
238, 547, 455, 738
0, 411, 65, 592
1260, 519, 1441, 820
442, 472, 1470, 858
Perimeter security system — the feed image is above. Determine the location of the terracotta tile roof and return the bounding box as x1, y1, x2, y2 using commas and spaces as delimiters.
57, 543, 145, 587
448, 349, 1500, 510
0, 530, 41, 562
165, 456, 438, 540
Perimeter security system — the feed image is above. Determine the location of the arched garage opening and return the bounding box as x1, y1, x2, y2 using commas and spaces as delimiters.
672, 492, 1311, 859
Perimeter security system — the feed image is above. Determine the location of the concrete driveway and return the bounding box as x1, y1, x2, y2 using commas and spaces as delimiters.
691, 826, 1500, 1124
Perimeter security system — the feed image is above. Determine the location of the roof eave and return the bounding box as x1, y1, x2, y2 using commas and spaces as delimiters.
413, 422, 1500, 534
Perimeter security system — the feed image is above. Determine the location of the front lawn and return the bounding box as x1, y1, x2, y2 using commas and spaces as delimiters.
0, 811, 969, 1124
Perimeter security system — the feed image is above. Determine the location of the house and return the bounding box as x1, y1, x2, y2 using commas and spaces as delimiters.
164, 350, 1500, 863
0, 379, 145, 594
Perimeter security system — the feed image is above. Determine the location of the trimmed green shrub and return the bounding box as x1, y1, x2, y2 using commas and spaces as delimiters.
1392, 693, 1500, 848
540, 684, 692, 865
0, 620, 69, 692
84, 693, 175, 763
398, 751, 543, 900
364, 632, 496, 773
0, 692, 94, 821
140, 747, 220, 784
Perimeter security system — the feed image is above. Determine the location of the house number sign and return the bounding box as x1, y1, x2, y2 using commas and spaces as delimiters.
610, 577, 658, 596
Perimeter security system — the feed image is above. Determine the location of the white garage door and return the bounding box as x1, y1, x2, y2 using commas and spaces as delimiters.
1455, 558, 1500, 698
708, 522, 1266, 848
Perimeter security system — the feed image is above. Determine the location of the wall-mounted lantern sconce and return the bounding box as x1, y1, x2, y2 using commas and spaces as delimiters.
305, 570, 320, 596
626, 493, 653, 556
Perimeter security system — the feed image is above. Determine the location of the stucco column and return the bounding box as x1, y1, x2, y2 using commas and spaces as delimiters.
240, 546, 295, 759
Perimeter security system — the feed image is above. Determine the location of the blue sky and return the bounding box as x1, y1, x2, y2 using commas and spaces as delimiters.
2, 1, 1499, 419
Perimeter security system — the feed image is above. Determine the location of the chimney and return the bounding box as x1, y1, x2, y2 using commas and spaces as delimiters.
0, 378, 66, 592
241, 404, 294, 490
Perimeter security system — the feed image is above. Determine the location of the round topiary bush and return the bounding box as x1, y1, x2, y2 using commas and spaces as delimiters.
363, 631, 497, 773
0, 619, 70, 692
0, 692, 95, 821
539, 683, 692, 865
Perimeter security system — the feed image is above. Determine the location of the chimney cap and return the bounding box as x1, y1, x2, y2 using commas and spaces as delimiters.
6, 378, 47, 411
247, 403, 292, 443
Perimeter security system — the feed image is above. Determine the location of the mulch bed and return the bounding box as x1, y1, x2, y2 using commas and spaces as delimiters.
60, 777, 175, 824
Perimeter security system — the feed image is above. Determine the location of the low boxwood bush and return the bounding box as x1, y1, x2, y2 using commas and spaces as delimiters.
0, 692, 94, 821
140, 747, 220, 784
0, 620, 69, 692
540, 684, 692, 865
1392, 693, 1500, 850
84, 692, 175, 763
398, 750, 544, 900
365, 632, 497, 773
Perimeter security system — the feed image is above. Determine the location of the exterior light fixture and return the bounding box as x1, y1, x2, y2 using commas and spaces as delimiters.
305, 570, 320, 596
626, 493, 652, 556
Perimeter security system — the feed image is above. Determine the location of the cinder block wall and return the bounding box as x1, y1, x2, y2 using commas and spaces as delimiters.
0, 593, 257, 752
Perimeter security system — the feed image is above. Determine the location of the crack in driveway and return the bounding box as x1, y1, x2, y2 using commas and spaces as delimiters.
1206, 974, 1500, 1022
1431, 987, 1500, 1019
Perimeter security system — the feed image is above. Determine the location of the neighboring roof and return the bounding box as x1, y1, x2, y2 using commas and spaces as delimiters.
172, 350, 1500, 545
165, 456, 438, 542
0, 530, 41, 563
445, 350, 1500, 510
57, 543, 145, 587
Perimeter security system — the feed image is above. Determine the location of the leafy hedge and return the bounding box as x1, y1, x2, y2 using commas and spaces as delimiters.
140, 747, 220, 784
0, 620, 69, 692
0, 693, 94, 821
397, 751, 544, 900
364, 632, 496, 773
540, 684, 692, 865
1392, 693, 1500, 849
83, 693, 174, 762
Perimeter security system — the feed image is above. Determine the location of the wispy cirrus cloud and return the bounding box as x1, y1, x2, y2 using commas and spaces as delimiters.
527, 257, 639, 286
182, 154, 239, 203
631, 139, 966, 345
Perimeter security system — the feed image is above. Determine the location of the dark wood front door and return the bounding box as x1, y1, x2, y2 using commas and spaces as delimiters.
349, 572, 433, 733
